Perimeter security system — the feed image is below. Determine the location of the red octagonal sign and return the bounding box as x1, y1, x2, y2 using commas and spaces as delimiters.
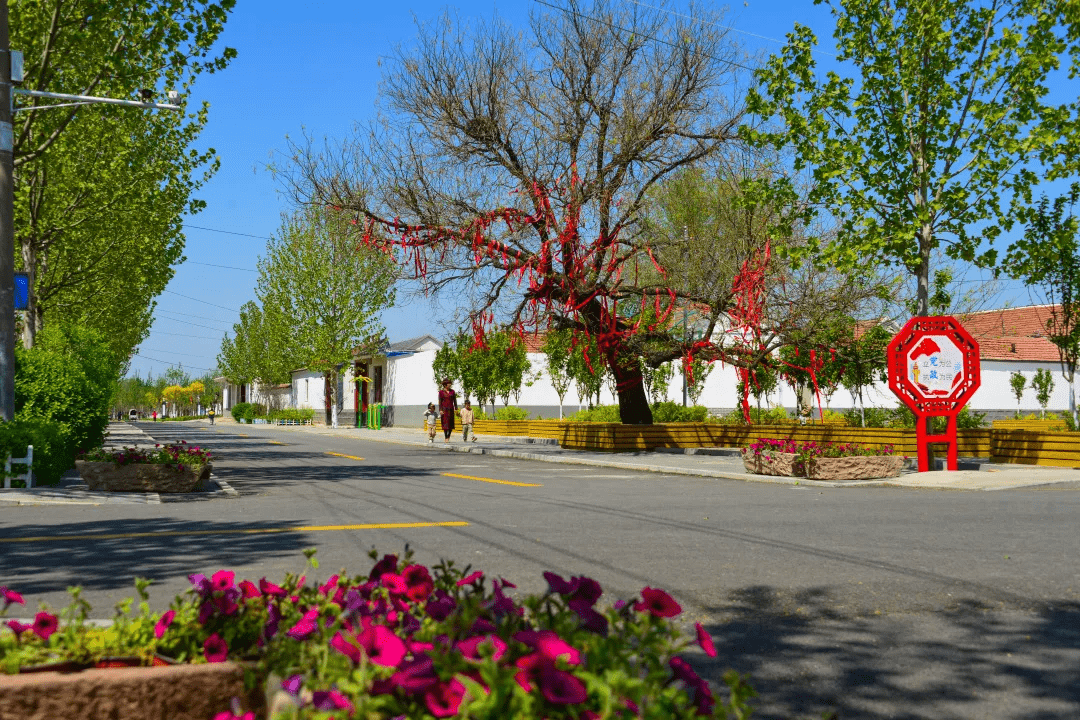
887, 316, 981, 471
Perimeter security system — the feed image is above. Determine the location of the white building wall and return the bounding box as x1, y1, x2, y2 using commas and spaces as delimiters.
291, 370, 324, 410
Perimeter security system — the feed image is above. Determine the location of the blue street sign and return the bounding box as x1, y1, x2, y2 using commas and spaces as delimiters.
14, 272, 29, 311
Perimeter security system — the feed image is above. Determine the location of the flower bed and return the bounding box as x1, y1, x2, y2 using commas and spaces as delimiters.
742, 438, 903, 481
75, 442, 213, 493
1, 551, 756, 719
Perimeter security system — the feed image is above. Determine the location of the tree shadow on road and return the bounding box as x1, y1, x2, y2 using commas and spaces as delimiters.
690, 586, 1080, 720
0, 517, 310, 597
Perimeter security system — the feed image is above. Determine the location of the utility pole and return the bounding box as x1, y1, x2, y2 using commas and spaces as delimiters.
681, 225, 689, 407
0, 1, 15, 421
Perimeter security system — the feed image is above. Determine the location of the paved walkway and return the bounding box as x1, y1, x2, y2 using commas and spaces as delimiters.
0, 423, 237, 506
222, 419, 1080, 491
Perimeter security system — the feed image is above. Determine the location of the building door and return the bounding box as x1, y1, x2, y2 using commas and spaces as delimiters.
373, 365, 384, 404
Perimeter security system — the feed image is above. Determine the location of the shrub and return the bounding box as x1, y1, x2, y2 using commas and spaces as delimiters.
14, 324, 120, 453
717, 406, 790, 425
0, 549, 757, 719
565, 404, 622, 422
650, 402, 709, 423
954, 407, 987, 429
0, 417, 74, 486
229, 403, 267, 422
493, 406, 530, 421
268, 408, 316, 423
229, 402, 251, 422
79, 441, 212, 468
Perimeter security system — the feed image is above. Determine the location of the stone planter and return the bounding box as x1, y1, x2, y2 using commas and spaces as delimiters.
0, 661, 264, 720
741, 450, 800, 477
75, 461, 212, 493
806, 454, 904, 481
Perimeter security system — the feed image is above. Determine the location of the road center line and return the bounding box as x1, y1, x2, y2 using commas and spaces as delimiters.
442, 472, 542, 487
326, 451, 365, 461
0, 521, 470, 544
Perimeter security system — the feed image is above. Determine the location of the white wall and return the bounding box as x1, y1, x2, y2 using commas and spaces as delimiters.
969, 360, 1073, 412
385, 350, 441, 407
291, 370, 324, 410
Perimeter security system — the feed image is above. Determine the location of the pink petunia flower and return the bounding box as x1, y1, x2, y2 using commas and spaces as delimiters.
391, 655, 438, 693
258, 578, 287, 598
669, 656, 702, 685
203, 633, 228, 663
5, 619, 30, 639
695, 622, 717, 657
311, 690, 354, 713
0, 587, 24, 608
281, 674, 303, 696
330, 631, 363, 664
32, 612, 58, 641
568, 597, 609, 635
211, 570, 235, 593
456, 570, 483, 587
424, 679, 465, 717
238, 580, 261, 600
634, 587, 682, 618
286, 608, 320, 640
402, 564, 434, 602
360, 625, 407, 667
539, 665, 588, 705
457, 634, 508, 663
369, 553, 399, 579
318, 574, 340, 596
154, 610, 176, 639
380, 572, 408, 595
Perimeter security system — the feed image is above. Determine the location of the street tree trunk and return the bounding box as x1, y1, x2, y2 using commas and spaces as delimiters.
605, 348, 653, 425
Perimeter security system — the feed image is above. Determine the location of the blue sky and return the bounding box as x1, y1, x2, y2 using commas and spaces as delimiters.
129, 0, 1020, 380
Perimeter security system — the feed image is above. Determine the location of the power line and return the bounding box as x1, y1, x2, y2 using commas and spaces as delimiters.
155, 308, 235, 326
184, 260, 258, 273
132, 353, 215, 373
146, 330, 222, 341
162, 289, 242, 313
531, 0, 756, 72
138, 348, 219, 360
183, 224, 272, 241
624, 0, 837, 58
152, 315, 233, 333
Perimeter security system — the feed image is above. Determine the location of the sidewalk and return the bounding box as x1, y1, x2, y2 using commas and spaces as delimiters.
240, 421, 1080, 492
0, 423, 237, 506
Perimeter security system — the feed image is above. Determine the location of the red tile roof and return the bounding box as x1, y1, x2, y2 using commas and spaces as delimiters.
955, 305, 1064, 363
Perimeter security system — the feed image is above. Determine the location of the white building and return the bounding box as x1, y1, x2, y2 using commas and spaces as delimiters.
278, 305, 1075, 426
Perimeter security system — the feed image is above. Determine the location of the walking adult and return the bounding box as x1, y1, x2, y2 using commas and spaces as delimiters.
438, 378, 457, 443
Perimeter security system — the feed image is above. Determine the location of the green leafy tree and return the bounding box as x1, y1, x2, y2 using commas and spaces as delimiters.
541, 329, 574, 419
258, 206, 397, 427
1032, 368, 1055, 418
218, 301, 299, 390
1005, 189, 1080, 427
684, 356, 715, 407
839, 324, 891, 427
432, 339, 462, 398
1009, 371, 1027, 416
12, 0, 237, 355
567, 334, 605, 410
642, 361, 674, 405
744, 0, 1072, 317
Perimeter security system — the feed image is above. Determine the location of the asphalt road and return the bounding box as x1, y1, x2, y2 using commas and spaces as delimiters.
2, 422, 1078, 719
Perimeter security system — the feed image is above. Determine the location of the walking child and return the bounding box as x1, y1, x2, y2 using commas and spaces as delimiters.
424, 403, 439, 442
460, 400, 475, 442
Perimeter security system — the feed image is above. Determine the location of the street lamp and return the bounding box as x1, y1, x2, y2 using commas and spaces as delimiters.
0, 4, 182, 420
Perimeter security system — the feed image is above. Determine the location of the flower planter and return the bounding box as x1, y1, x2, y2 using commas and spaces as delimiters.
806, 454, 903, 481
75, 461, 212, 493
741, 450, 800, 477
0, 661, 264, 720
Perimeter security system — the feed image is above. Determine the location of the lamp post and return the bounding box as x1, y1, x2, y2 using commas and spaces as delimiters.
0, 1, 180, 421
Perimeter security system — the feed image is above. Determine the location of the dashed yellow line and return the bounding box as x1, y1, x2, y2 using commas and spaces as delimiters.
268, 441, 285, 445
442, 472, 542, 488
327, 451, 364, 461
0, 521, 470, 544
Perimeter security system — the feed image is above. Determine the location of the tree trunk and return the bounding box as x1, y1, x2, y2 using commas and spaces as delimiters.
606, 349, 653, 424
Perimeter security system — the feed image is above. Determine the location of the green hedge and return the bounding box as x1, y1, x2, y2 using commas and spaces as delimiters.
493, 406, 530, 421
229, 402, 267, 422
268, 408, 315, 422
0, 417, 75, 486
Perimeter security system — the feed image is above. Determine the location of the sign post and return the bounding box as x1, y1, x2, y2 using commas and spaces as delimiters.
886, 316, 981, 471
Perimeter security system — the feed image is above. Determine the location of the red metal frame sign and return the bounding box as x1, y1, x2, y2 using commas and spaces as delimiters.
887, 316, 981, 472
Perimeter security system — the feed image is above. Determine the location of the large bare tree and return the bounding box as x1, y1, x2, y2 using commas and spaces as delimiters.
278, 0, 753, 424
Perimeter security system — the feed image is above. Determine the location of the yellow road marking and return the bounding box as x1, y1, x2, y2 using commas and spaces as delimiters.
327, 451, 364, 461
442, 472, 542, 488
0, 521, 470, 545
268, 441, 285, 445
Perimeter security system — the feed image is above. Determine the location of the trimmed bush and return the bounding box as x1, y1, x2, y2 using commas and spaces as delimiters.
229, 403, 267, 422
493, 406, 530, 421
651, 402, 709, 423
0, 417, 74, 486
566, 404, 622, 422
268, 408, 316, 423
